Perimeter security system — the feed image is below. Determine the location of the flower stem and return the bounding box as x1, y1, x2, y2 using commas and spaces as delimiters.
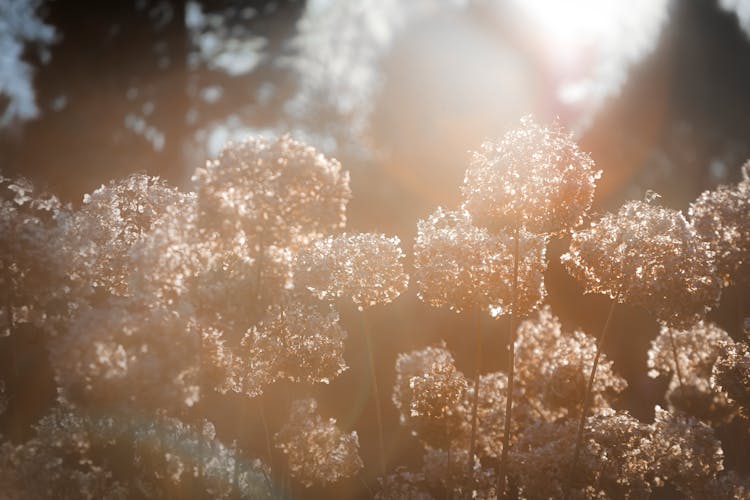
468, 306, 483, 486
569, 299, 617, 490
667, 328, 686, 397
498, 232, 520, 499
363, 314, 386, 476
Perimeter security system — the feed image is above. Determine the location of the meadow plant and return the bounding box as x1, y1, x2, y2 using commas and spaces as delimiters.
2, 124, 750, 499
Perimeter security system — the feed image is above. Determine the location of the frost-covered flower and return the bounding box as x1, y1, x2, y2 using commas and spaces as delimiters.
461, 116, 601, 234
392, 343, 467, 446
275, 398, 363, 487
295, 232, 409, 310
689, 162, 750, 286
192, 134, 351, 247
515, 306, 627, 416
562, 199, 721, 328
413, 207, 547, 316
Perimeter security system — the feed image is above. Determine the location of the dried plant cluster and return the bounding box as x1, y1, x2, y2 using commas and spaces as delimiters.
2, 119, 750, 499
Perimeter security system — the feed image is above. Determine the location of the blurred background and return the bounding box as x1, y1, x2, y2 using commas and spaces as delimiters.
2, 0, 750, 496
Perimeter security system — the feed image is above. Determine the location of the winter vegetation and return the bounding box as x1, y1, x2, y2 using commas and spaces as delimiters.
1, 116, 750, 499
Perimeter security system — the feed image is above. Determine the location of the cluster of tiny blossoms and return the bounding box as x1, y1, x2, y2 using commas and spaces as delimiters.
562, 199, 721, 328
413, 207, 547, 316
192, 134, 351, 247
461, 115, 601, 234
295, 232, 409, 310
275, 398, 363, 487
689, 162, 750, 286
648, 321, 735, 422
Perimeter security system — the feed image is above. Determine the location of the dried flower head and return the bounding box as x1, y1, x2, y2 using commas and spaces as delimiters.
461, 116, 601, 234
240, 300, 348, 392
647, 406, 725, 497
392, 343, 467, 446
413, 207, 547, 317
562, 199, 721, 328
515, 306, 627, 415
0, 405, 128, 500
275, 398, 363, 487
192, 134, 351, 247
648, 321, 735, 421
712, 335, 750, 419
375, 468, 431, 500
50, 301, 203, 414
512, 410, 652, 499
60, 173, 186, 298
689, 162, 750, 286
0, 174, 70, 336
295, 232, 409, 310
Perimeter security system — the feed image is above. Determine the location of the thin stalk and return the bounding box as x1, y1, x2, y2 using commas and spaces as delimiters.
498, 232, 520, 499
569, 299, 617, 489
468, 307, 482, 484
197, 332, 205, 484
667, 328, 686, 397
363, 314, 386, 476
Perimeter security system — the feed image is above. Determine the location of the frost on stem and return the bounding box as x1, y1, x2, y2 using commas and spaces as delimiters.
413, 207, 547, 316
689, 161, 750, 287
561, 199, 722, 328
238, 299, 348, 394
60, 174, 187, 299
648, 321, 735, 422
461, 115, 601, 235
275, 398, 363, 488
392, 343, 468, 447
192, 134, 351, 248
712, 334, 750, 419
0, 174, 70, 336
515, 307, 627, 417
295, 232, 409, 310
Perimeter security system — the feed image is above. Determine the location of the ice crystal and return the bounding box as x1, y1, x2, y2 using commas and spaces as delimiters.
461, 116, 601, 234
689, 162, 750, 286
192, 134, 351, 247
515, 306, 627, 416
392, 343, 467, 446
413, 207, 547, 316
275, 398, 363, 487
240, 300, 348, 391
562, 199, 721, 328
61, 174, 186, 298
295, 232, 409, 310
